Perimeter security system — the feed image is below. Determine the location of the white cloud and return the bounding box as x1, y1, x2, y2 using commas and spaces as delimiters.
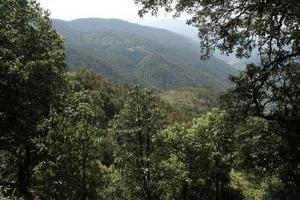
37, 0, 174, 23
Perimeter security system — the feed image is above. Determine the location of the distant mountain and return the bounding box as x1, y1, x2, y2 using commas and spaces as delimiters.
146, 19, 260, 70
53, 18, 238, 90
146, 20, 199, 40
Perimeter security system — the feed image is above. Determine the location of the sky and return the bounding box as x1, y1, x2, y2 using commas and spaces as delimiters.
37, 0, 175, 24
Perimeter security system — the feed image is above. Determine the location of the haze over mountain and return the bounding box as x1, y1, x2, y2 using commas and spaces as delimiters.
145, 20, 199, 39
146, 19, 261, 70
53, 18, 238, 90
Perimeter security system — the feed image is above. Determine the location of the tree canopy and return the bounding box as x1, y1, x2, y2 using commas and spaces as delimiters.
135, 0, 300, 198
135, 0, 300, 62
0, 0, 66, 198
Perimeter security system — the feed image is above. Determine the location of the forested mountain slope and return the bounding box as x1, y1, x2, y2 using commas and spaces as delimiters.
52, 18, 238, 90
146, 19, 261, 70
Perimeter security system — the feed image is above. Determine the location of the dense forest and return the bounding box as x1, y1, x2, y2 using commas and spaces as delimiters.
0, 0, 299, 200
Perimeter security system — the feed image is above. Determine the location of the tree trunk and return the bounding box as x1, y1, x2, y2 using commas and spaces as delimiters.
17, 144, 33, 200
215, 176, 220, 200
182, 182, 189, 200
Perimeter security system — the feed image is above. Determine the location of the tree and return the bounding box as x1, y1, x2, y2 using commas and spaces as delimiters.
135, 0, 299, 61
0, 0, 66, 199
135, 0, 300, 196
221, 62, 300, 198
76, 68, 129, 166
110, 86, 164, 200
155, 109, 241, 200
34, 75, 103, 200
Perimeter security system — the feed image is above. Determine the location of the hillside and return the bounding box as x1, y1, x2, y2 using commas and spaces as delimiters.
159, 87, 220, 116
146, 19, 261, 70
52, 18, 238, 90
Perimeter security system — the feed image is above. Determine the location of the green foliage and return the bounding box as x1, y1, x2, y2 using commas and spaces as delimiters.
135, 0, 300, 197
230, 170, 281, 200
76, 68, 130, 166
234, 117, 281, 174
110, 86, 164, 199
0, 0, 66, 198
223, 63, 300, 198
0, 188, 10, 200
33, 75, 103, 199
155, 109, 241, 199
76, 68, 127, 126
97, 165, 133, 199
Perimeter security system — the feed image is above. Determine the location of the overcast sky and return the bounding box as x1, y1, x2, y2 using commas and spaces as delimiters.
37, 0, 174, 24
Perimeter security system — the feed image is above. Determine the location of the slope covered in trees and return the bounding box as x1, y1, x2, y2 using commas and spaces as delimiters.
159, 87, 219, 117
52, 18, 238, 90
145, 19, 261, 70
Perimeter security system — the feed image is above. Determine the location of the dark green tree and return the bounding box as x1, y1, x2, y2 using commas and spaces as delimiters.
221, 61, 300, 198
0, 0, 66, 199
34, 74, 103, 200
110, 86, 164, 200
76, 68, 129, 166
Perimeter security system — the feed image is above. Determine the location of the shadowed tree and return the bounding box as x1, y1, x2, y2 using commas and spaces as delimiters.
34, 74, 104, 200
0, 0, 66, 199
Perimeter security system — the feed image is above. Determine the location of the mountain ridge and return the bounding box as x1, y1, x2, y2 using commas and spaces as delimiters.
52, 18, 238, 90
